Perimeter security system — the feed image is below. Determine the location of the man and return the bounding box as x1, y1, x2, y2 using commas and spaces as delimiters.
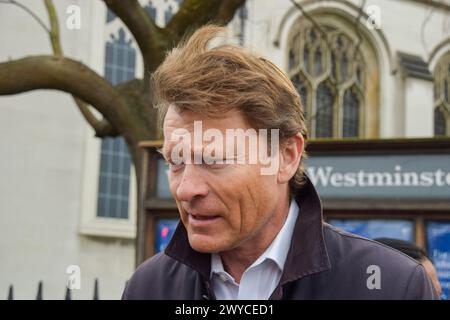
122, 26, 436, 300
374, 238, 442, 298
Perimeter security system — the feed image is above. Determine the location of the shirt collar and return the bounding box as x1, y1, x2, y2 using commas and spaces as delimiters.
263, 198, 299, 270
165, 177, 331, 284
210, 198, 299, 278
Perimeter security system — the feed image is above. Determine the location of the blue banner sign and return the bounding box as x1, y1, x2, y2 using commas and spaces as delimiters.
306, 154, 450, 199
328, 219, 414, 241
155, 219, 179, 253
427, 222, 450, 300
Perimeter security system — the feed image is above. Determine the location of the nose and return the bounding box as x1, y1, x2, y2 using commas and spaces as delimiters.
175, 164, 209, 202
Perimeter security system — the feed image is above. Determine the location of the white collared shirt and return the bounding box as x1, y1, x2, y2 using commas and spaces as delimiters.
210, 198, 299, 300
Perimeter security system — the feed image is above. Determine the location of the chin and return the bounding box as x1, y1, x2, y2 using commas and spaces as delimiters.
187, 234, 228, 253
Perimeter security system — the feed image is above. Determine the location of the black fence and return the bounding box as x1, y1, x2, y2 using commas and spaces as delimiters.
6, 278, 126, 300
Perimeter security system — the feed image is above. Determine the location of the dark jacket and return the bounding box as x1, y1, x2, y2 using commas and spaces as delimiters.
122, 178, 437, 300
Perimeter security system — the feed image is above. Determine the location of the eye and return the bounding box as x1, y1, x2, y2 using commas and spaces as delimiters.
202, 158, 230, 169
168, 159, 185, 172
206, 163, 228, 169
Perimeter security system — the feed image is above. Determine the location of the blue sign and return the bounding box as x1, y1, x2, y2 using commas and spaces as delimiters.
155, 219, 179, 253
306, 154, 450, 199
329, 219, 414, 241
427, 222, 450, 300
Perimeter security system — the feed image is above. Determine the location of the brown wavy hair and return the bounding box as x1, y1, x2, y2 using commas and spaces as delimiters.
152, 25, 308, 192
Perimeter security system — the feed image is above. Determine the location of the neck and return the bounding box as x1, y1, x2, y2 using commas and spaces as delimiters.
219, 191, 291, 283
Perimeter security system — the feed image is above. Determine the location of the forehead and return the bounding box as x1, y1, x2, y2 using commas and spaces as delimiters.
161, 106, 256, 158
162, 105, 250, 135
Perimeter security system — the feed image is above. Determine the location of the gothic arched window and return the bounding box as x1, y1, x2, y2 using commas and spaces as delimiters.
288, 20, 372, 139
97, 27, 136, 219
315, 82, 334, 138
343, 88, 360, 138
434, 53, 450, 136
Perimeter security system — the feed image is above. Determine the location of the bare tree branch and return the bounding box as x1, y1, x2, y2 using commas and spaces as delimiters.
167, 0, 245, 42
400, 0, 450, 12
216, 0, 247, 25
42, 0, 117, 137
420, 6, 434, 56
353, 0, 366, 60
0, 56, 127, 130
73, 97, 118, 137
103, 0, 170, 76
289, 0, 331, 50
43, 0, 62, 56
0, 0, 50, 33
1, 0, 247, 266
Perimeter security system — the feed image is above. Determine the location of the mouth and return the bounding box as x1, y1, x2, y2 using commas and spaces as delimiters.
187, 212, 221, 227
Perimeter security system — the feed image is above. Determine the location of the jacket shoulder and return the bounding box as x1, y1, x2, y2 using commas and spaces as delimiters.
324, 222, 420, 266
320, 223, 437, 299
122, 252, 203, 300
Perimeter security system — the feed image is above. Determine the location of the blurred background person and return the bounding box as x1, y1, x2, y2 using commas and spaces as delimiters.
375, 238, 442, 299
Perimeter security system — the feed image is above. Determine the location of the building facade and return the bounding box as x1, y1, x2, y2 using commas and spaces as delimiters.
0, 0, 180, 300
0, 0, 449, 299
140, 0, 450, 300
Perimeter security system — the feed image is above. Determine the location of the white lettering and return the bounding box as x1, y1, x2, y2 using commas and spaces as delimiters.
66, 5, 81, 30
330, 172, 344, 187
366, 265, 381, 290
343, 172, 357, 187
307, 166, 333, 187
419, 172, 434, 187
175, 304, 209, 317
203, 128, 223, 164
306, 166, 450, 188
366, 172, 394, 187
436, 169, 446, 186
403, 172, 419, 186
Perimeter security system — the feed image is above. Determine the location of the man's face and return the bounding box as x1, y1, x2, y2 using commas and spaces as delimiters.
162, 106, 282, 253
421, 257, 442, 298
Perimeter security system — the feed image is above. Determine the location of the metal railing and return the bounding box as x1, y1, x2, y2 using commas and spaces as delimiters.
5, 278, 124, 300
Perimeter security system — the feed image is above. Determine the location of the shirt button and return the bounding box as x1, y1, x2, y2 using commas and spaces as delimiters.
219, 274, 228, 282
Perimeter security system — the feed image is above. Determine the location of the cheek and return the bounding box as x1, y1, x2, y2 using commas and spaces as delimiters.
229, 169, 277, 233
168, 174, 186, 216
168, 172, 180, 196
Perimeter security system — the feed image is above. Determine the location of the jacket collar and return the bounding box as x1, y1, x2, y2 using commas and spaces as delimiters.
164, 177, 331, 284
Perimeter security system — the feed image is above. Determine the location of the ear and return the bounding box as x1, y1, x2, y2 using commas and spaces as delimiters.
277, 133, 304, 184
